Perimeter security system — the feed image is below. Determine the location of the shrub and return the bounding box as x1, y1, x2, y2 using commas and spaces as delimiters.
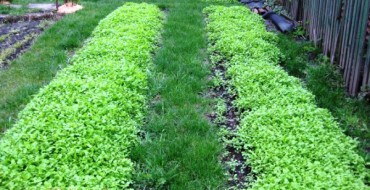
204, 5, 368, 189
0, 3, 163, 189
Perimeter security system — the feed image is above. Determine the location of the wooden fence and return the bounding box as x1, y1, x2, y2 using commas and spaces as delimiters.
281, 0, 370, 96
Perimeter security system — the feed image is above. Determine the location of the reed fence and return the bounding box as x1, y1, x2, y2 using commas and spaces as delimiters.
282, 0, 370, 96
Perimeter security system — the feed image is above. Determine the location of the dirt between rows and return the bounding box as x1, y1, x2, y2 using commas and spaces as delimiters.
207, 58, 253, 189
0, 14, 57, 69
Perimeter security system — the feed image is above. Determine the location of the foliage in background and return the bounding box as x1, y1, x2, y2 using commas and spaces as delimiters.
0, 3, 163, 188
205, 5, 368, 189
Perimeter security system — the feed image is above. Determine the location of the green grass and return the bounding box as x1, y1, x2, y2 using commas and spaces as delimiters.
0, 4, 39, 15
277, 34, 370, 164
0, 0, 125, 133
128, 0, 234, 189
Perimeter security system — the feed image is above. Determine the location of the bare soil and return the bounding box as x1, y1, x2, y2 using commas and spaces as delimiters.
0, 15, 57, 69
207, 59, 253, 189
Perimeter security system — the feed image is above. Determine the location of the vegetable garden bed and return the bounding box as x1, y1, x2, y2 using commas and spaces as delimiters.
0, 3, 163, 188
204, 5, 368, 189
0, 0, 368, 189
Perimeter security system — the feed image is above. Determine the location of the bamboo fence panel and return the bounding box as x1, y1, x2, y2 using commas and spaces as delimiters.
282, 0, 370, 96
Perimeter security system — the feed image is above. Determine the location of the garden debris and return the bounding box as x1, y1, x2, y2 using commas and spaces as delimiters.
239, 0, 295, 32
241, 0, 265, 9
263, 11, 294, 32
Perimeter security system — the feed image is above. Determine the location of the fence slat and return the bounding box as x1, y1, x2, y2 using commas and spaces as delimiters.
282, 0, 370, 96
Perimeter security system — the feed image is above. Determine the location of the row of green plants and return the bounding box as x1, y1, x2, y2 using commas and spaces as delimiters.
0, 3, 163, 188
204, 5, 368, 189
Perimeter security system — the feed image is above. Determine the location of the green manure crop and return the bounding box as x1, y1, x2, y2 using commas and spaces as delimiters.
0, 3, 163, 189
204, 6, 368, 189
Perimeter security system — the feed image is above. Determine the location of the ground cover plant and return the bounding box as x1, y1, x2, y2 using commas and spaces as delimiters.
204, 5, 368, 189
0, 3, 163, 188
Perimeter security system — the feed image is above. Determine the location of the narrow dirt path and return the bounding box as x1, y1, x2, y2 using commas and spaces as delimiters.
208, 59, 251, 189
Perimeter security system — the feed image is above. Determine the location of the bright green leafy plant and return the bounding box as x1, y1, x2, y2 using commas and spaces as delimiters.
204, 6, 368, 189
0, 3, 163, 189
